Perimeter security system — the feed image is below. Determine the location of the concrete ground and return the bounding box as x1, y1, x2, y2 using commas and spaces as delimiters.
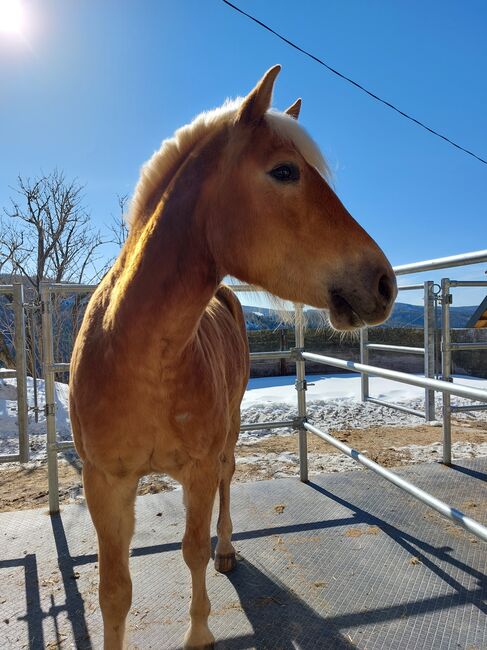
0, 458, 486, 649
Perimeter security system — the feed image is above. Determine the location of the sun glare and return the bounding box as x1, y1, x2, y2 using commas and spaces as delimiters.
0, 0, 24, 35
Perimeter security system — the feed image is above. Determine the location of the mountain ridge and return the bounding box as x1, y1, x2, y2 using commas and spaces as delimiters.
242, 302, 478, 330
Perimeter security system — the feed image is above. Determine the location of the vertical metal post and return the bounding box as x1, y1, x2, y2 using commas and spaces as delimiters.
294, 303, 308, 482
41, 284, 59, 513
441, 278, 452, 465
29, 306, 39, 423
13, 284, 29, 463
360, 328, 369, 401
424, 281, 436, 421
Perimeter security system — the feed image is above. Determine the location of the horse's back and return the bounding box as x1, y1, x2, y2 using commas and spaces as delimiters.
197, 284, 249, 409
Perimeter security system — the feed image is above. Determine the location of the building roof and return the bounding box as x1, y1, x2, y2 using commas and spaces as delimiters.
466, 295, 487, 328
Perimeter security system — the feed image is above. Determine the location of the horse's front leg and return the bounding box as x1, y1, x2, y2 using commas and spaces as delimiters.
83, 461, 138, 650
181, 459, 220, 649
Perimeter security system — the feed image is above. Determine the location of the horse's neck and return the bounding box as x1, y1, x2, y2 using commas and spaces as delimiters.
105, 169, 220, 357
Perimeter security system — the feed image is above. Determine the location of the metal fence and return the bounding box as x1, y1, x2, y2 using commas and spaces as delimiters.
40, 282, 97, 513
0, 284, 29, 464
38, 250, 487, 544
360, 280, 437, 421
441, 278, 487, 464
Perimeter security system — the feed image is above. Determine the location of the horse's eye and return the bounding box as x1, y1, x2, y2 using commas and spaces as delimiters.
269, 164, 300, 182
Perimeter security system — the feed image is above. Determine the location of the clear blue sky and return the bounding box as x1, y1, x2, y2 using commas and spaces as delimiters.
1, 0, 486, 306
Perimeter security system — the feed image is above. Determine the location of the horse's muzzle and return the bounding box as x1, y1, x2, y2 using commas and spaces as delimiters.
327, 265, 397, 331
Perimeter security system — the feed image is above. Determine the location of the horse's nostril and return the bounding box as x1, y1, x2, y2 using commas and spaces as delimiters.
378, 274, 394, 304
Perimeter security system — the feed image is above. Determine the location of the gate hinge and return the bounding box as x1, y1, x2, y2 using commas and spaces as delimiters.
295, 379, 307, 391
292, 416, 307, 429
442, 294, 452, 305
44, 403, 56, 416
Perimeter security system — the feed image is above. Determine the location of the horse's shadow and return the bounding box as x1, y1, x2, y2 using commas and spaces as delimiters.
218, 555, 355, 650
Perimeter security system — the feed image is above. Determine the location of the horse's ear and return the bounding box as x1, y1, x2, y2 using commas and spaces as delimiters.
285, 98, 302, 120
236, 65, 281, 125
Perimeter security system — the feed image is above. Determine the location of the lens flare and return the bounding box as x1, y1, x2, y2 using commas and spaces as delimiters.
0, 0, 24, 35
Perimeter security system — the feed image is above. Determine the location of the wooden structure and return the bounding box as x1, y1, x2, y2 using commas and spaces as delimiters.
466, 295, 487, 328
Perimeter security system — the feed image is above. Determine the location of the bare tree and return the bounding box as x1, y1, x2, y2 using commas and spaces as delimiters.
1, 170, 106, 291
108, 193, 129, 249
0, 170, 108, 381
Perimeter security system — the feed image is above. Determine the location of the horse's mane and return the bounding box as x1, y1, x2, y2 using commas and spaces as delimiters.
127, 98, 330, 231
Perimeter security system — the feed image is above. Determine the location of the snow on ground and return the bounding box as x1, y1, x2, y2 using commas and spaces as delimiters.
0, 376, 71, 459
241, 373, 487, 439
1, 373, 486, 466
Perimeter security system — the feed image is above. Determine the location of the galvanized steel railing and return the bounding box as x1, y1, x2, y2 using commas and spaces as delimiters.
0, 283, 29, 464
40, 282, 97, 513
360, 280, 437, 421
297, 350, 487, 542
440, 278, 487, 464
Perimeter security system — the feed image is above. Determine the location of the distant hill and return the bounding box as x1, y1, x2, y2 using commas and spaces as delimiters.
382, 302, 476, 328
242, 302, 478, 330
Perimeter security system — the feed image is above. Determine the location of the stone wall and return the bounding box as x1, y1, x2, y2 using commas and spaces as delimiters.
248, 327, 487, 378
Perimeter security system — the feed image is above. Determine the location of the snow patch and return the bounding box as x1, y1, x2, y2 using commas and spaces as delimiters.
0, 373, 486, 462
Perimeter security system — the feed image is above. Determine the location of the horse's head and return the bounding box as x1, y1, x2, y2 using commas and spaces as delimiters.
205, 65, 397, 330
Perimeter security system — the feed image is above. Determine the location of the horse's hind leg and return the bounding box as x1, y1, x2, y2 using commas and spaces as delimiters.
83, 461, 138, 650
215, 426, 238, 573
181, 460, 220, 649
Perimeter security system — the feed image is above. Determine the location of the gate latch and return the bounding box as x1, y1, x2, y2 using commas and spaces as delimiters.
44, 403, 55, 417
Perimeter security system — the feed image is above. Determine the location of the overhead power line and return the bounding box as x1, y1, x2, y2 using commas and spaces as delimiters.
222, 0, 487, 166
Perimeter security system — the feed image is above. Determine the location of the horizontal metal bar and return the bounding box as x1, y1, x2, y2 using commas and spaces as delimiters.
50, 362, 70, 372
366, 343, 425, 355
249, 350, 293, 361
300, 351, 487, 402
227, 283, 257, 293
0, 285, 14, 294
304, 421, 487, 543
448, 343, 487, 351
0, 369, 17, 378
55, 441, 75, 451
366, 397, 426, 418
240, 419, 296, 432
42, 282, 97, 295
0, 453, 20, 463
451, 404, 487, 412
397, 284, 424, 291
449, 280, 487, 288
393, 249, 487, 276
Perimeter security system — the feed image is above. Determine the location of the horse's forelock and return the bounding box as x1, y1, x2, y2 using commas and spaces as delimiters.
265, 111, 330, 180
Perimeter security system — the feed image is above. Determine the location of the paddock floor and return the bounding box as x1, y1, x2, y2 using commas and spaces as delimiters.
0, 458, 485, 650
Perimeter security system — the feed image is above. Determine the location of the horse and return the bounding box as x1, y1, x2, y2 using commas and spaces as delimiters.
69, 65, 397, 649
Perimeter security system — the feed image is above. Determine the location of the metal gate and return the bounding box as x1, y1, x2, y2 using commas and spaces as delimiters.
0, 283, 29, 463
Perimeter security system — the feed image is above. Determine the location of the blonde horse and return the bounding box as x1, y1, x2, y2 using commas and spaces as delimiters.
70, 66, 397, 649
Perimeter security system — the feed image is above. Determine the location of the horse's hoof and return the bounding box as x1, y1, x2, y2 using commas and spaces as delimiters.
214, 551, 236, 573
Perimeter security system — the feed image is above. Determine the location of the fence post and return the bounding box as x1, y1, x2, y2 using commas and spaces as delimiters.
41, 283, 60, 513
294, 304, 308, 482
424, 281, 436, 421
279, 328, 288, 376
441, 278, 452, 465
13, 283, 29, 463
360, 328, 369, 401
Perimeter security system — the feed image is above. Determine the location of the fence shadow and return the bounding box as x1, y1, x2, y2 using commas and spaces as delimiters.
449, 462, 487, 482
222, 556, 355, 650
307, 481, 487, 615
50, 513, 93, 649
